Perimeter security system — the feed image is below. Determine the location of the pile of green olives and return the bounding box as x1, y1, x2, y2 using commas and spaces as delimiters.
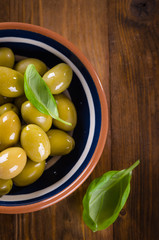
0, 47, 77, 196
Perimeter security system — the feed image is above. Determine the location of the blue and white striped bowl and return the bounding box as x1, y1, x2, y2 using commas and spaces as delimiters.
0, 23, 108, 213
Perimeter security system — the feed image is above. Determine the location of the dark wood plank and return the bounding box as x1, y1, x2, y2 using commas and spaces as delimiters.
108, 0, 159, 239
0, 214, 17, 240
0, 0, 10, 23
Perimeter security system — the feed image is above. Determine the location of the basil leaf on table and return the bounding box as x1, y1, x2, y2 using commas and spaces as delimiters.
24, 64, 71, 126
83, 160, 140, 232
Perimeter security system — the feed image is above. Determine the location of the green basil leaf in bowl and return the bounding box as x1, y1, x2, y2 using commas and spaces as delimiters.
24, 64, 71, 126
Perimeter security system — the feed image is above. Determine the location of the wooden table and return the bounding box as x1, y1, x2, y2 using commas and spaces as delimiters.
0, 0, 158, 239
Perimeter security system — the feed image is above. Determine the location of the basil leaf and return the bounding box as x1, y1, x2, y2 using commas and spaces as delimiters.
24, 64, 71, 126
83, 160, 140, 232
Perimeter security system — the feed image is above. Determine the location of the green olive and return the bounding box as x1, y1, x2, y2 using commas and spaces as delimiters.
0, 147, 27, 179
0, 95, 13, 106
13, 159, 45, 186
0, 179, 13, 196
0, 67, 24, 97
14, 95, 27, 110
21, 101, 52, 132
0, 47, 15, 68
21, 124, 51, 162
43, 63, 73, 94
47, 129, 75, 156
0, 103, 19, 116
15, 58, 47, 76
0, 111, 21, 151
52, 94, 77, 131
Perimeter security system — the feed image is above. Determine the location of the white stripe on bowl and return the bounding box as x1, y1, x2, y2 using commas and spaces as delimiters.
0, 37, 96, 202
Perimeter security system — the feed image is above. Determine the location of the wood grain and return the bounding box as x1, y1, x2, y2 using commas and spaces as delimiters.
108, 0, 159, 239
0, 0, 158, 239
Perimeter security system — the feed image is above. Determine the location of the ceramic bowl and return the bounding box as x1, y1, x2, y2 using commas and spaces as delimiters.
0, 22, 108, 213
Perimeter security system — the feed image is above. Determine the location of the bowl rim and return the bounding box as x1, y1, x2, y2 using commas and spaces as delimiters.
0, 22, 108, 214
